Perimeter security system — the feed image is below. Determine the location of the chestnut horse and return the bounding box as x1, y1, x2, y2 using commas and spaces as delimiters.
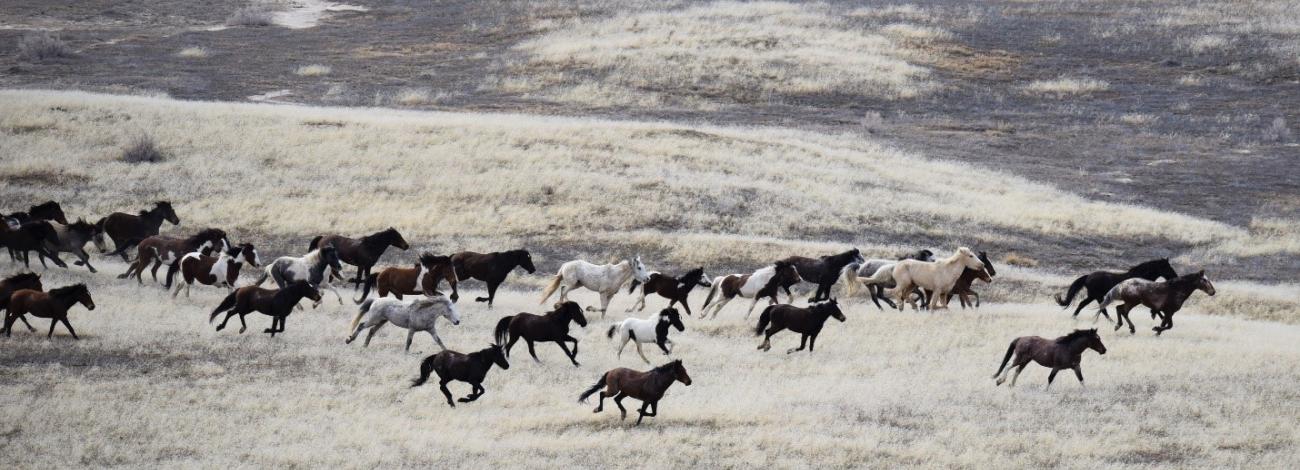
993, 329, 1106, 390
411, 344, 511, 407
493, 301, 587, 366
95, 201, 180, 261
309, 227, 410, 287
578, 360, 692, 425
355, 252, 459, 303
450, 249, 536, 307
3, 284, 95, 339
1098, 270, 1215, 335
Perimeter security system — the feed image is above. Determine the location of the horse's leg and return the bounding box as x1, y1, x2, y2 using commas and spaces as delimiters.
77, 248, 96, 273
809, 332, 818, 352
557, 339, 580, 367
504, 335, 519, 356
1008, 363, 1027, 387
18, 314, 36, 332
439, 379, 456, 407
593, 391, 607, 413
59, 317, 79, 340
46, 318, 58, 338
362, 320, 387, 347
657, 338, 672, 355
783, 285, 795, 304
613, 393, 628, 420
1073, 296, 1094, 318
786, 334, 808, 354
616, 334, 628, 358
404, 328, 416, 352
626, 292, 643, 313
1112, 305, 1127, 331
867, 284, 884, 310
526, 339, 541, 363
558, 285, 569, 303
636, 401, 652, 425
479, 281, 499, 307
1073, 366, 1085, 388
634, 340, 650, 364
1045, 368, 1060, 391
707, 297, 730, 319
150, 258, 162, 283
237, 313, 248, 334
596, 292, 613, 317
1156, 311, 1174, 335
1124, 305, 1137, 335
744, 297, 761, 319
427, 329, 447, 351
758, 325, 782, 352
973, 292, 981, 308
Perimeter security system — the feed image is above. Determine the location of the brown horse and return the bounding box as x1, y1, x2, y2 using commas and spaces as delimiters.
3, 284, 95, 339
778, 249, 865, 302
1056, 258, 1179, 319
169, 244, 260, 298
0, 272, 42, 332
700, 261, 803, 319
116, 228, 230, 285
755, 299, 847, 354
493, 301, 587, 366
993, 329, 1106, 390
208, 280, 322, 336
1, 221, 67, 268
309, 227, 410, 287
450, 249, 536, 307
95, 201, 180, 261
410, 344, 511, 407
578, 360, 692, 425
355, 252, 458, 303
626, 267, 711, 316
1099, 270, 1215, 335
5, 201, 69, 225
924, 251, 996, 309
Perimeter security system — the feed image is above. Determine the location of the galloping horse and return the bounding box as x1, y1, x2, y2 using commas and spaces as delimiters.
699, 261, 803, 319
626, 267, 711, 316
0, 272, 42, 332
347, 294, 462, 352
840, 249, 935, 309
3, 284, 95, 339
44, 219, 107, 273
169, 244, 260, 298
892, 247, 986, 310
539, 256, 650, 316
209, 280, 322, 336
607, 307, 686, 364
494, 301, 588, 366
777, 249, 864, 302
309, 227, 410, 287
578, 360, 692, 425
993, 329, 1106, 390
411, 344, 510, 407
355, 252, 458, 303
755, 299, 846, 354
5, 201, 69, 225
115, 228, 229, 285
1098, 271, 1215, 335
1, 221, 66, 269
254, 246, 345, 306
1056, 258, 1179, 319
95, 201, 180, 261
924, 251, 996, 309
450, 249, 536, 308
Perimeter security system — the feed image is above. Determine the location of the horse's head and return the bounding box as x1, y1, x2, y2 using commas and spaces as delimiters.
955, 247, 985, 271
555, 301, 587, 327
850, 248, 865, 265
669, 360, 692, 386
680, 267, 709, 288
486, 344, 510, 370
1085, 329, 1107, 355
385, 227, 410, 250
514, 249, 537, 274
31, 201, 68, 225
630, 254, 650, 282
819, 298, 847, 322
660, 307, 685, 332
5, 272, 42, 291
438, 297, 462, 326
696, 268, 712, 288
156, 201, 180, 225
978, 251, 996, 277
290, 280, 323, 303
320, 245, 344, 272
236, 243, 259, 267
774, 260, 802, 284
1191, 270, 1215, 296
54, 284, 95, 311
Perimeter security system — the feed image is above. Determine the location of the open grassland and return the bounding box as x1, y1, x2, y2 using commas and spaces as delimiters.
0, 263, 1297, 468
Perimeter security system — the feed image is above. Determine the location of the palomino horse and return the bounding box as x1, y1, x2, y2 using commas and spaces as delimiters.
755, 299, 846, 354
44, 219, 107, 273
1, 221, 67, 269
892, 247, 986, 310
777, 249, 865, 302
209, 280, 322, 336
347, 294, 462, 352
450, 249, 536, 308
993, 329, 1106, 390
626, 267, 711, 316
0, 272, 42, 333
355, 252, 458, 303
3, 284, 95, 339
254, 246, 345, 306
95, 201, 180, 261
309, 227, 410, 287
578, 360, 692, 425
411, 344, 510, 407
170, 244, 260, 298
699, 261, 803, 319
539, 256, 650, 317
840, 249, 935, 309
494, 301, 588, 366
115, 228, 230, 285
924, 251, 996, 309
1098, 271, 1215, 335
1056, 258, 1179, 319
607, 307, 686, 364
5, 201, 69, 225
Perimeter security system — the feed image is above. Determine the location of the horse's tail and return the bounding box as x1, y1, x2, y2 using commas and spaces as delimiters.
308, 235, 322, 251
840, 263, 861, 296
353, 274, 378, 304
577, 373, 607, 403
209, 291, 238, 323
349, 299, 374, 336
410, 355, 436, 388
1055, 275, 1087, 307
993, 339, 1018, 378
538, 274, 563, 304
493, 315, 513, 347
701, 278, 723, 311
91, 217, 109, 252
754, 305, 775, 335
606, 324, 618, 339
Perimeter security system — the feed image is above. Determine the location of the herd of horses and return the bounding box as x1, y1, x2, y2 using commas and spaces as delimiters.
1, 200, 1219, 423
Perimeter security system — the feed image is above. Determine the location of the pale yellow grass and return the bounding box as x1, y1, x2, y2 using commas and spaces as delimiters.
1023, 77, 1110, 97
0, 262, 1296, 468
294, 64, 332, 76
175, 46, 209, 59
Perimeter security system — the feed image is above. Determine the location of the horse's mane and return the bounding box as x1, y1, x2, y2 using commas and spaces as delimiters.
1130, 258, 1170, 272
362, 227, 401, 247
651, 359, 683, 374
142, 201, 172, 217
31, 201, 60, 212
678, 267, 705, 283
68, 218, 95, 232
2, 272, 39, 284
1168, 271, 1205, 286
188, 228, 226, 242
1055, 329, 1097, 344
49, 283, 88, 297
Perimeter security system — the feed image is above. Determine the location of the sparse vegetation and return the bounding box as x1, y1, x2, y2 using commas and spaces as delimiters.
1022, 77, 1110, 97
295, 64, 331, 76
227, 5, 274, 27
119, 134, 166, 163
177, 47, 210, 59
17, 31, 73, 61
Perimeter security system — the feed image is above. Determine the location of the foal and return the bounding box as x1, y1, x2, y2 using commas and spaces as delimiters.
993, 329, 1106, 390
493, 301, 588, 366
310, 227, 410, 287
411, 344, 511, 407
607, 307, 686, 364
0, 272, 43, 332
3, 284, 95, 339
95, 201, 180, 261
450, 249, 536, 308
778, 248, 865, 302
355, 252, 458, 303
209, 281, 322, 336
626, 267, 710, 316
755, 299, 847, 354
578, 360, 692, 425
1098, 270, 1215, 335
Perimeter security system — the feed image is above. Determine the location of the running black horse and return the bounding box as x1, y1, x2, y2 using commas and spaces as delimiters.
493, 301, 587, 366
410, 344, 511, 408
1055, 258, 1178, 319
626, 267, 711, 316
778, 249, 865, 302
1, 221, 67, 269
755, 299, 847, 354
5, 201, 69, 225
450, 249, 537, 308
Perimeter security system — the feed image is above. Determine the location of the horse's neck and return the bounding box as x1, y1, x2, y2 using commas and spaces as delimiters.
613, 262, 636, 283
1064, 339, 1091, 357
51, 293, 78, 312
274, 289, 305, 310
360, 234, 390, 253
141, 210, 166, 229
654, 318, 670, 341
648, 369, 675, 393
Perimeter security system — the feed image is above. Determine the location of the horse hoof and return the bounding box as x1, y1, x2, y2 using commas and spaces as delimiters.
457, 398, 472, 403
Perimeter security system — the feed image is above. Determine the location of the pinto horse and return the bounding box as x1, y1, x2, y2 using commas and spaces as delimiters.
95, 201, 180, 261
892, 247, 986, 310
539, 256, 650, 317
450, 249, 536, 308
778, 249, 865, 302
626, 267, 711, 316
309, 227, 410, 288
607, 307, 686, 364
3, 284, 95, 339
411, 344, 510, 407
578, 360, 692, 425
494, 301, 588, 366
1, 221, 67, 269
255, 246, 345, 306
699, 261, 802, 319
209, 280, 322, 336
755, 299, 846, 354
169, 244, 260, 298
1056, 258, 1179, 320
993, 329, 1106, 390
116, 228, 229, 285
1098, 271, 1215, 335
355, 252, 458, 303
0, 272, 42, 333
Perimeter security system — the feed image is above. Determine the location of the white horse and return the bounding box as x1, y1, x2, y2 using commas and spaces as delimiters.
699, 261, 801, 319
892, 247, 985, 310
605, 307, 685, 364
346, 294, 461, 352
539, 255, 650, 316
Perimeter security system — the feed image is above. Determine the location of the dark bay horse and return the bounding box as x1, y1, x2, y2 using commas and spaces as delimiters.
1099, 271, 1215, 335
778, 249, 865, 302
1, 221, 67, 269
356, 252, 458, 303
755, 299, 846, 354
209, 280, 322, 336
993, 329, 1106, 390
450, 249, 536, 307
493, 301, 587, 366
411, 344, 511, 407
0, 272, 42, 332
310, 227, 410, 287
95, 201, 180, 261
626, 267, 711, 316
578, 360, 692, 425
116, 228, 229, 285
3, 284, 95, 339
5, 201, 69, 225
1056, 258, 1178, 319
